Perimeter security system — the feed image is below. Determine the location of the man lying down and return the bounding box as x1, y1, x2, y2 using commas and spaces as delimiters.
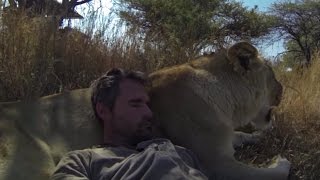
51, 68, 209, 180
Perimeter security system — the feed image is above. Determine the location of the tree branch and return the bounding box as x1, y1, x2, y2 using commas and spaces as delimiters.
73, 0, 92, 6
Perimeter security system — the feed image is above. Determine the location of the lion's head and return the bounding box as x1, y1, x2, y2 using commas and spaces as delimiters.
227, 42, 283, 131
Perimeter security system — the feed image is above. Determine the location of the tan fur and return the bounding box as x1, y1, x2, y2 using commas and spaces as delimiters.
0, 42, 289, 180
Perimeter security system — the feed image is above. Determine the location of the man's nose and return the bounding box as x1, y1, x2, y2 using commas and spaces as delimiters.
144, 105, 153, 120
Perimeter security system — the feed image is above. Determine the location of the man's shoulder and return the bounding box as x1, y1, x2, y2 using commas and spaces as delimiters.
62, 138, 193, 160
66, 146, 104, 154
64, 146, 128, 157
60, 147, 97, 161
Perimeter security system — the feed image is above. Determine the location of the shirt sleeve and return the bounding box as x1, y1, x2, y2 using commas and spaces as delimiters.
51, 150, 92, 180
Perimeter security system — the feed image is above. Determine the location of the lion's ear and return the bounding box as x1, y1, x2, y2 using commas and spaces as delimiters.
227, 42, 263, 74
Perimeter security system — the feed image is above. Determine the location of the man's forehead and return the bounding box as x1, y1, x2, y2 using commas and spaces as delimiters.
119, 79, 149, 99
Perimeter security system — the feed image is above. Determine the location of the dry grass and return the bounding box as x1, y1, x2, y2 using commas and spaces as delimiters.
0, 9, 191, 102
0, 11, 147, 101
235, 54, 320, 180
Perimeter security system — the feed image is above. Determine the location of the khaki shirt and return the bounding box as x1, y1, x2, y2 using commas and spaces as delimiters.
51, 138, 208, 180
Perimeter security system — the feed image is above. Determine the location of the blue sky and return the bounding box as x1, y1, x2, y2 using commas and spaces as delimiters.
239, 0, 277, 11
237, 0, 285, 58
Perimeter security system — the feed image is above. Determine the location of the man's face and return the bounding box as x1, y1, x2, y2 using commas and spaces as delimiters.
110, 79, 153, 145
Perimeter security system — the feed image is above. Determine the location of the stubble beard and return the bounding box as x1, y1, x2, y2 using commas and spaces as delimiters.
111, 116, 153, 146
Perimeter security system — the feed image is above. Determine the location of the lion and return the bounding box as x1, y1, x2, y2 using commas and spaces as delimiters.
148, 42, 290, 179
0, 42, 290, 180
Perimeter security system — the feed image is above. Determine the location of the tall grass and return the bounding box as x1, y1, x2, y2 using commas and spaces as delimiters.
0, 9, 141, 101
277, 54, 320, 127
0, 6, 192, 102
275, 54, 320, 179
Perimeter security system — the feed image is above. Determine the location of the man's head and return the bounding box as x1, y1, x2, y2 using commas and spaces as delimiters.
91, 68, 153, 146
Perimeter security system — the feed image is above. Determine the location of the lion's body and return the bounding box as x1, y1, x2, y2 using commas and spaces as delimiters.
148, 47, 287, 179
0, 89, 103, 179
0, 42, 289, 180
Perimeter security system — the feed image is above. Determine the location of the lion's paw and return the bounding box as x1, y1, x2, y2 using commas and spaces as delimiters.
268, 156, 291, 178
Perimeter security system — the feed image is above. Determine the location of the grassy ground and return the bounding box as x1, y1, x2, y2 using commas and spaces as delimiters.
1, 11, 319, 180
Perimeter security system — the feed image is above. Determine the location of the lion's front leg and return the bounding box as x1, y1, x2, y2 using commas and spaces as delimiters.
232, 131, 263, 148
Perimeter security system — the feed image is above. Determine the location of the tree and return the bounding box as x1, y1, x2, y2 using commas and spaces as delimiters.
7, 0, 92, 26
280, 40, 305, 68
0, 0, 95, 98
115, 0, 276, 63
271, 0, 320, 65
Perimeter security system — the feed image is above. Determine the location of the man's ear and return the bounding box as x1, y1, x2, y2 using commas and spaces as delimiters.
96, 102, 111, 121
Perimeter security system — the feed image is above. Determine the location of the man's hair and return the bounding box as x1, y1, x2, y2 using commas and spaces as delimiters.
90, 68, 147, 122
